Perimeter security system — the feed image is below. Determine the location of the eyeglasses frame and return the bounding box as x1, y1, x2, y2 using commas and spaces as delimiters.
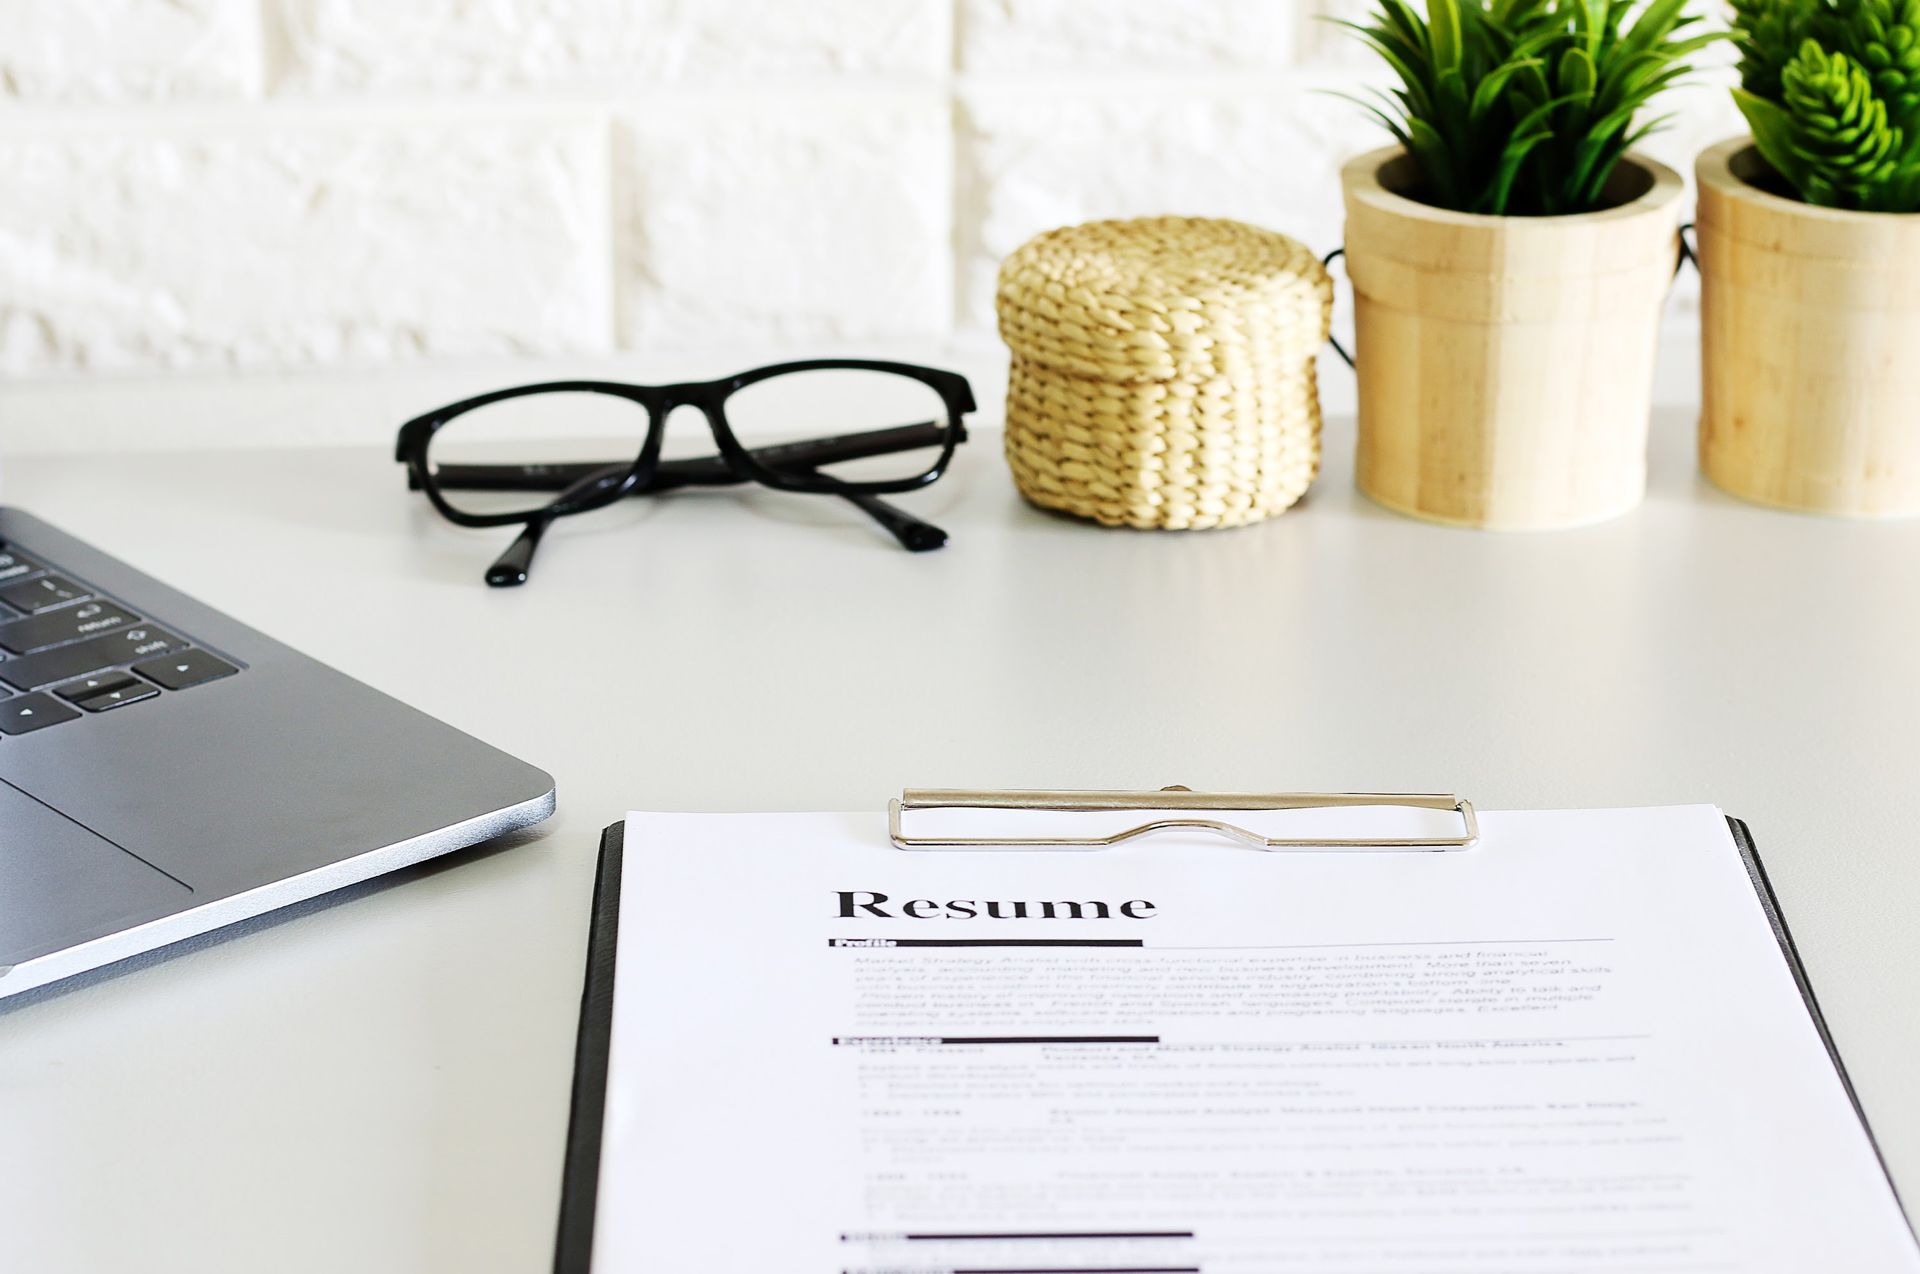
393, 358, 978, 530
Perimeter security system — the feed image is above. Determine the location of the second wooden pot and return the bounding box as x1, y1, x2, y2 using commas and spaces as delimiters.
1340, 146, 1685, 530
1697, 137, 1920, 517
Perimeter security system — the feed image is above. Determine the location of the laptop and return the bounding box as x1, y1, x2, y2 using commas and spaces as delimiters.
0, 508, 556, 1001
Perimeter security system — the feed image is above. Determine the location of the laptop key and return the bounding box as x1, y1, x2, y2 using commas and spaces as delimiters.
0, 625, 184, 691
117, 625, 187, 662
0, 573, 87, 612
0, 601, 138, 654
0, 550, 45, 585
56, 672, 141, 704
56, 673, 159, 713
0, 692, 82, 735
134, 648, 240, 690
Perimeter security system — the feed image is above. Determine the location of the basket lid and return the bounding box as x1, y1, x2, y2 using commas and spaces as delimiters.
995, 216, 1330, 384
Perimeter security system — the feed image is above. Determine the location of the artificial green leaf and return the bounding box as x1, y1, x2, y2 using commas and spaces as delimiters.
1627, 0, 1689, 44
1471, 56, 1545, 123
1558, 45, 1599, 100
1496, 89, 1584, 210
1405, 116, 1466, 207
1338, 0, 1719, 215
1340, 92, 1417, 149
1489, 125, 1556, 212
1727, 0, 1920, 209
1430, 0, 1466, 69
1733, 86, 1819, 192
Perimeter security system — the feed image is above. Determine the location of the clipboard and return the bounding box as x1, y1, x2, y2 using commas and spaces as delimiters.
551, 790, 1910, 1272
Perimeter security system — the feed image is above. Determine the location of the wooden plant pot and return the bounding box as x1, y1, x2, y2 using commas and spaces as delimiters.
1697, 137, 1920, 517
1341, 146, 1684, 529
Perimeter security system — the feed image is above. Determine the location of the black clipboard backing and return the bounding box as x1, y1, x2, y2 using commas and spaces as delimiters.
554, 820, 624, 1274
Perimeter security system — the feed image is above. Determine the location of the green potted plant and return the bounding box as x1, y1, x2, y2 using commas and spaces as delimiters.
1699, 0, 1920, 515
1336, 0, 1709, 529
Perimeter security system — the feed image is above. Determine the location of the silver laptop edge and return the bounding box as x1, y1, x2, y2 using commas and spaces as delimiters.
0, 789, 554, 999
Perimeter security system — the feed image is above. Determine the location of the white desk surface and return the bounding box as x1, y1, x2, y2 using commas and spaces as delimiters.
3, 404, 1918, 1272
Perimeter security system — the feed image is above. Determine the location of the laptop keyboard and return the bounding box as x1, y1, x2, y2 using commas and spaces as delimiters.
0, 546, 240, 736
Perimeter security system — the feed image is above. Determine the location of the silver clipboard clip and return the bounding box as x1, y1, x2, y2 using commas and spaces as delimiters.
888, 787, 1479, 852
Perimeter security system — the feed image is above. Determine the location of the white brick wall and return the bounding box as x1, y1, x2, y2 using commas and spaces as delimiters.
958, 1, 1299, 74
958, 84, 1359, 327
266, 0, 950, 94
1, 111, 611, 370
0, 0, 1747, 445
618, 94, 952, 346
1, 0, 263, 102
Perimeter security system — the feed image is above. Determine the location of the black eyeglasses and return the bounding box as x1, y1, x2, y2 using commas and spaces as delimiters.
395, 359, 975, 586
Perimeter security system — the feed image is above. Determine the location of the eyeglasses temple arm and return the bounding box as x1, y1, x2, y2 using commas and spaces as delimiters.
728, 420, 961, 476
481, 463, 627, 586
786, 467, 948, 552
419, 420, 962, 493
485, 515, 551, 587
835, 488, 948, 552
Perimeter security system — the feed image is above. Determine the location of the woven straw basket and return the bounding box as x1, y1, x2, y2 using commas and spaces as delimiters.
996, 216, 1332, 530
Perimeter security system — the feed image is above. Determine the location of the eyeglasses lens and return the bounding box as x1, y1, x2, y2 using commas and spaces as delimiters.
725, 368, 953, 486
424, 391, 649, 519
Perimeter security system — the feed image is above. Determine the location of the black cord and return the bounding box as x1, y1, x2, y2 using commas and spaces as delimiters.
1321, 247, 1356, 370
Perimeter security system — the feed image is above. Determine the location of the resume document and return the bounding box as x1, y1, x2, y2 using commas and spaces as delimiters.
590, 806, 1918, 1272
